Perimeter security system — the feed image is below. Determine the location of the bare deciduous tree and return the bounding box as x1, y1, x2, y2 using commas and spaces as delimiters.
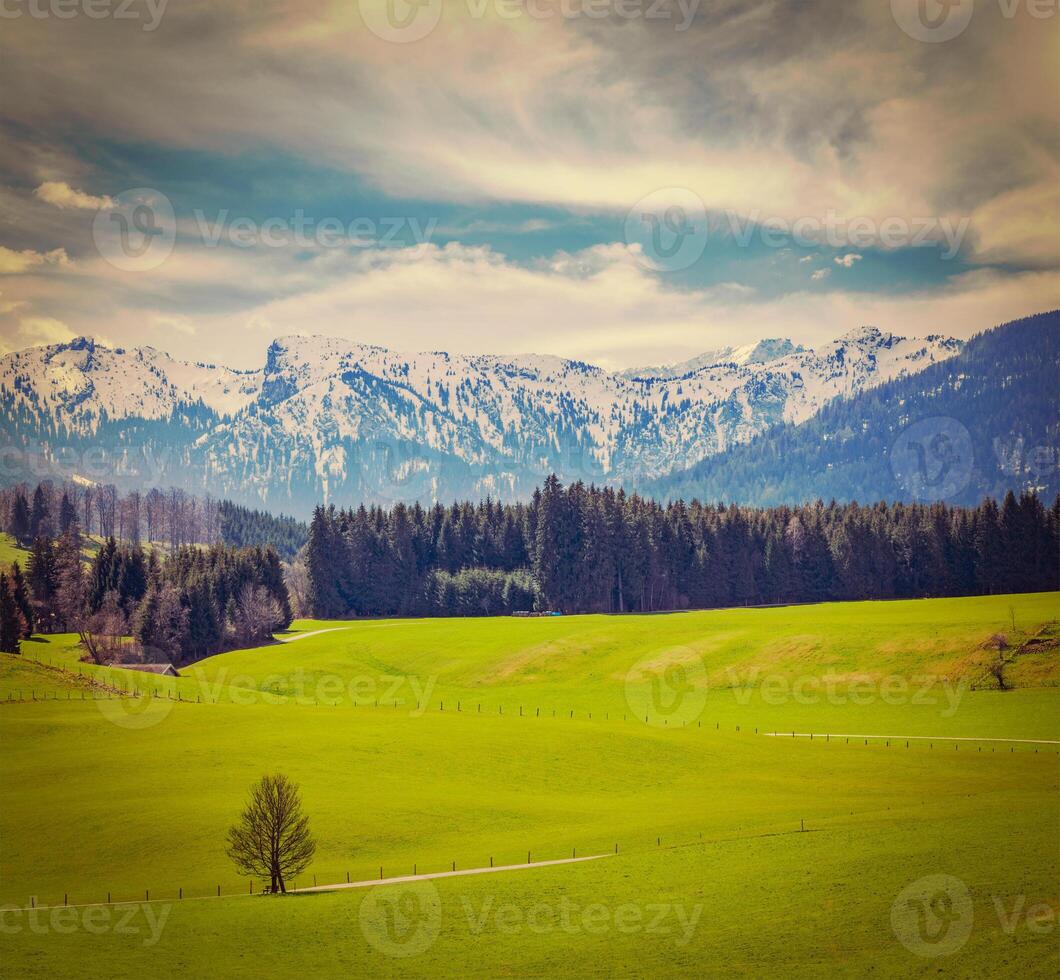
284, 560, 310, 619
230, 583, 282, 647
96, 484, 118, 539
226, 774, 316, 894
91, 590, 129, 663
987, 653, 1010, 691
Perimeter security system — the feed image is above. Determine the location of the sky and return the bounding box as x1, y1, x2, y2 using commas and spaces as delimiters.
0, 0, 1057, 370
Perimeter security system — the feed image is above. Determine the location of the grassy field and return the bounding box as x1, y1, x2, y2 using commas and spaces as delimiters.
1, 592, 1058, 976
0, 530, 172, 572
0, 530, 29, 568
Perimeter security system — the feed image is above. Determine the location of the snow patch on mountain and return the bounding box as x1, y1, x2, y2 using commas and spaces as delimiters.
620, 338, 808, 380
0, 328, 962, 509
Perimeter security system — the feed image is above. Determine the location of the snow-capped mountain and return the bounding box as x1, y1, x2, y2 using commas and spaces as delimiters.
618, 338, 808, 379
0, 328, 961, 512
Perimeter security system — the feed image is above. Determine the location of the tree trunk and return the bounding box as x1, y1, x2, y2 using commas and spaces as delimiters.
278, 875, 286, 894
270, 873, 278, 894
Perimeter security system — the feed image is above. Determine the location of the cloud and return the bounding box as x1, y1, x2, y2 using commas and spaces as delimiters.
965, 180, 1060, 267
0, 2, 1053, 266
150, 314, 196, 336
0, 291, 25, 316
34, 181, 113, 211
811, 268, 830, 281
0, 246, 69, 275
16, 316, 75, 347
5, 240, 1049, 371
834, 254, 863, 268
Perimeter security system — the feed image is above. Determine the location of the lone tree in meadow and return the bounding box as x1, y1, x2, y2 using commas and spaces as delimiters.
226, 774, 316, 894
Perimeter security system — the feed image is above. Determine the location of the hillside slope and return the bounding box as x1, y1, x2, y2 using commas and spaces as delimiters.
645, 311, 1060, 506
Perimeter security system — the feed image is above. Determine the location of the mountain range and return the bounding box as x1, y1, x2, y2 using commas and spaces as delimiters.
644, 311, 1060, 507
0, 326, 963, 514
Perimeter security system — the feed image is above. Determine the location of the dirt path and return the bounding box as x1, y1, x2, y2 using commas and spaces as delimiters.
764, 732, 1060, 745
292, 853, 612, 893
275, 627, 353, 644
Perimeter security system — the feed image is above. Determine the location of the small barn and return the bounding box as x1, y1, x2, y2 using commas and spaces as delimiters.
109, 663, 181, 677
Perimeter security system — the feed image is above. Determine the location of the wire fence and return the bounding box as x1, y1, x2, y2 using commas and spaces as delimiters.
0, 814, 883, 912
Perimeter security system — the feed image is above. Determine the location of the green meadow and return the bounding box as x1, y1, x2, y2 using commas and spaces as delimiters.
2, 592, 1058, 976
0, 530, 173, 575
0, 531, 29, 569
